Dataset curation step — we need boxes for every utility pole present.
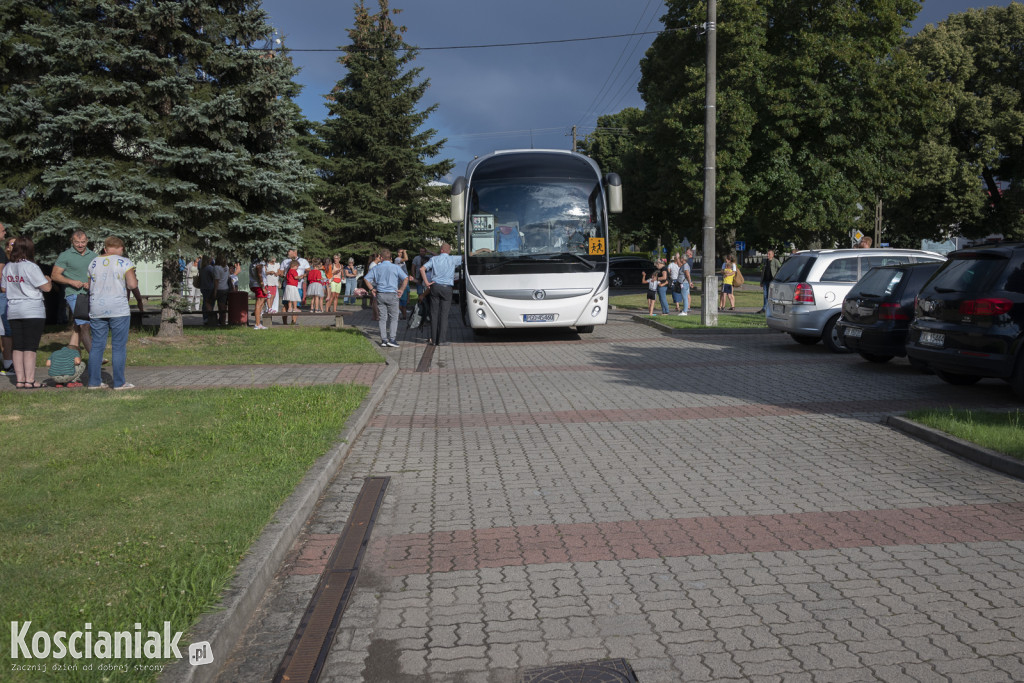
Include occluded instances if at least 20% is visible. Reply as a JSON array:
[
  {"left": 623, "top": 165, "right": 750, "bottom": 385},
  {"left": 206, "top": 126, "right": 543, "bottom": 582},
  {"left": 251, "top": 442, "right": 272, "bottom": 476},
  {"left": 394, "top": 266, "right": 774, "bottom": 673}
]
[
  {"left": 571, "top": 125, "right": 577, "bottom": 152},
  {"left": 701, "top": 0, "right": 718, "bottom": 326},
  {"left": 874, "top": 198, "right": 882, "bottom": 247}
]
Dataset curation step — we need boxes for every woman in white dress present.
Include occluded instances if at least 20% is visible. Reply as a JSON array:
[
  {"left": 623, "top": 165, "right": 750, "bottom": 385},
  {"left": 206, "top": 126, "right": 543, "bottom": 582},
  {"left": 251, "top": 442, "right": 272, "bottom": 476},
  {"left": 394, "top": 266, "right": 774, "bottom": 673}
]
[{"left": 265, "top": 257, "right": 281, "bottom": 313}]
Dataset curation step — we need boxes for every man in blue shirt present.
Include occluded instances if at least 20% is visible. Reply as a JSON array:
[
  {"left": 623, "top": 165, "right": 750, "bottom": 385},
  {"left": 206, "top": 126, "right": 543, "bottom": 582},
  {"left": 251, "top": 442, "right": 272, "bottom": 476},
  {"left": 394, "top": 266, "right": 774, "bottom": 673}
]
[
  {"left": 363, "top": 248, "right": 408, "bottom": 348},
  {"left": 420, "top": 242, "right": 460, "bottom": 346}
]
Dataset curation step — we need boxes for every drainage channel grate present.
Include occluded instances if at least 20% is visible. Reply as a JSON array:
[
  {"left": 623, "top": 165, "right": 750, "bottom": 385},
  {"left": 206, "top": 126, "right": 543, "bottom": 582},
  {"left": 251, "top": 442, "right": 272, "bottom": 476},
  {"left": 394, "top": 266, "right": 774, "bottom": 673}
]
[
  {"left": 415, "top": 343, "right": 434, "bottom": 372},
  {"left": 520, "top": 658, "right": 639, "bottom": 683},
  {"left": 273, "top": 476, "right": 390, "bottom": 683}
]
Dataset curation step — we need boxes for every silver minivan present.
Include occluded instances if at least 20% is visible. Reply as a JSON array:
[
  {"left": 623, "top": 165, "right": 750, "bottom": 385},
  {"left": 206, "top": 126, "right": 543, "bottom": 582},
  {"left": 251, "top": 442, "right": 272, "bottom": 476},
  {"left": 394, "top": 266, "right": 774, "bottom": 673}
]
[{"left": 767, "top": 248, "right": 945, "bottom": 352}]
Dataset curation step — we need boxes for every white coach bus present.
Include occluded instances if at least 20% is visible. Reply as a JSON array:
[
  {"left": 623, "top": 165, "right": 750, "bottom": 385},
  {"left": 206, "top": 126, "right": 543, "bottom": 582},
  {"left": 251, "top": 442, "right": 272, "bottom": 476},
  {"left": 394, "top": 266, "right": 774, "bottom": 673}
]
[{"left": 450, "top": 149, "right": 622, "bottom": 334}]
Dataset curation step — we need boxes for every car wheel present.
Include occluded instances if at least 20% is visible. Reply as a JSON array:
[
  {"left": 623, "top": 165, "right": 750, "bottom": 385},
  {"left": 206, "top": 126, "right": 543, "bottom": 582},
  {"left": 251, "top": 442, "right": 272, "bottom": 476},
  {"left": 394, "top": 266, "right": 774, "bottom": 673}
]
[
  {"left": 859, "top": 352, "right": 894, "bottom": 363},
  {"left": 1011, "top": 352, "right": 1024, "bottom": 400},
  {"left": 934, "top": 370, "right": 982, "bottom": 386},
  {"left": 791, "top": 334, "right": 820, "bottom": 345},
  {"left": 610, "top": 274, "right": 624, "bottom": 288},
  {"left": 577, "top": 325, "right": 594, "bottom": 334},
  {"left": 822, "top": 316, "right": 852, "bottom": 354}
]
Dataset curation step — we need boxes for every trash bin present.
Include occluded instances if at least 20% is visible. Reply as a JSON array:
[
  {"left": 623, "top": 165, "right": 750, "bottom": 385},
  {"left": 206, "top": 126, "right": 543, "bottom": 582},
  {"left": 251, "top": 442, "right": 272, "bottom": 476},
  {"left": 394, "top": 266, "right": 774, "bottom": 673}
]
[{"left": 227, "top": 291, "right": 249, "bottom": 325}]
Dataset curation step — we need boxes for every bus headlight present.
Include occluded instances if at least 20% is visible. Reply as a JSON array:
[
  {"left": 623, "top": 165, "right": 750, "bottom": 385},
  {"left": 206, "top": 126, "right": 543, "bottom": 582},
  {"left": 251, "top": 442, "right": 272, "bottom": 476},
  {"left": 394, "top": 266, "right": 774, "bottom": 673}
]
[
  {"left": 476, "top": 308, "right": 487, "bottom": 320},
  {"left": 591, "top": 306, "right": 602, "bottom": 317}
]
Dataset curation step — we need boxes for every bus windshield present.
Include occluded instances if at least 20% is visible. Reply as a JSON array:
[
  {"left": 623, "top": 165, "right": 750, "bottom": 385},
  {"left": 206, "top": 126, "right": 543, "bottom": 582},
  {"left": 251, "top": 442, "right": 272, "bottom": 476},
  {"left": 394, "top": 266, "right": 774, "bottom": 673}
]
[{"left": 466, "top": 178, "right": 606, "bottom": 276}]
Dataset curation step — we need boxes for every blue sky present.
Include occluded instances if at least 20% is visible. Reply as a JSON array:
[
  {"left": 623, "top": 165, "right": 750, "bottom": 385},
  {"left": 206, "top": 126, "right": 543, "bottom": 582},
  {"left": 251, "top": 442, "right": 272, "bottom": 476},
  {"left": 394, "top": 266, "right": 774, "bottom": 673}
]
[{"left": 259, "top": 1, "right": 1012, "bottom": 180}]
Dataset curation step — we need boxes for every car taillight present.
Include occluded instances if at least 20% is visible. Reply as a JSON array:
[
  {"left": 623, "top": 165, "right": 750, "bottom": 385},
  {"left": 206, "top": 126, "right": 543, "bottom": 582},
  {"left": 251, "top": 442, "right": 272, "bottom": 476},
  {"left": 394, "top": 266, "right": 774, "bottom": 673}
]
[
  {"left": 794, "top": 283, "right": 815, "bottom": 304},
  {"left": 878, "top": 303, "right": 909, "bottom": 321},
  {"left": 959, "top": 298, "right": 1013, "bottom": 316}
]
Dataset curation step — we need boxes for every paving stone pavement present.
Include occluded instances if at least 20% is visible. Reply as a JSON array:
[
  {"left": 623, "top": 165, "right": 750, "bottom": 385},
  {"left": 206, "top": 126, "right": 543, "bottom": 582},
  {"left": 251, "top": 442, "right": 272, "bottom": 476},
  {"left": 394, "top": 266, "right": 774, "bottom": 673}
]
[{"left": 216, "top": 309, "right": 1024, "bottom": 683}]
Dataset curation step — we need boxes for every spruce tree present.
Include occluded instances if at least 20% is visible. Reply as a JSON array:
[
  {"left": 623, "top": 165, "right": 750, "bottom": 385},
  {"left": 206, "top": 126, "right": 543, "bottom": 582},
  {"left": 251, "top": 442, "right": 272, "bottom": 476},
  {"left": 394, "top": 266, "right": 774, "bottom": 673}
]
[
  {"left": 318, "top": 0, "right": 454, "bottom": 259},
  {"left": 0, "top": 1, "right": 309, "bottom": 336}
]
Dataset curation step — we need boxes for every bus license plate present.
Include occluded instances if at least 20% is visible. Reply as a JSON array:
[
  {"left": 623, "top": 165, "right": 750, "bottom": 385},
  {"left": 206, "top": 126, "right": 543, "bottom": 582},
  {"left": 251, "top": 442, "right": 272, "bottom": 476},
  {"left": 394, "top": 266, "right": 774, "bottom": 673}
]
[
  {"left": 919, "top": 331, "right": 944, "bottom": 348},
  {"left": 523, "top": 314, "right": 555, "bottom": 323}
]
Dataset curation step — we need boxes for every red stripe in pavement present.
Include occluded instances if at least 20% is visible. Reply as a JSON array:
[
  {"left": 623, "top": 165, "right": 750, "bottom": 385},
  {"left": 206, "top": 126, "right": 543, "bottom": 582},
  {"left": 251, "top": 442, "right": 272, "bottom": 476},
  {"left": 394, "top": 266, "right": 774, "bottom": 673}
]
[
  {"left": 396, "top": 357, "right": 836, "bottom": 377},
  {"left": 360, "top": 502, "right": 1024, "bottom": 576},
  {"left": 367, "top": 398, "right": 968, "bottom": 429}
]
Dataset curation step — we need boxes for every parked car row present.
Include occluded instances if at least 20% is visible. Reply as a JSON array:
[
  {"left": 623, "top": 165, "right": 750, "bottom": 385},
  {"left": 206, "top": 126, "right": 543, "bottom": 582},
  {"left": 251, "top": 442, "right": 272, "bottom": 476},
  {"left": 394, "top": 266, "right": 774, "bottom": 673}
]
[
  {"left": 768, "top": 243, "right": 1024, "bottom": 400},
  {"left": 767, "top": 248, "right": 946, "bottom": 352}
]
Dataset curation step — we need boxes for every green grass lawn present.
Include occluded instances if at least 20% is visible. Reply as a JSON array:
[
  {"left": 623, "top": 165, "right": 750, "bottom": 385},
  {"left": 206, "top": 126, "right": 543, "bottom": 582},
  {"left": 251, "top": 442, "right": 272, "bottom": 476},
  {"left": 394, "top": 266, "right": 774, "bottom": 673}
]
[
  {"left": 35, "top": 325, "right": 383, "bottom": 367},
  {"left": 610, "top": 285, "right": 765, "bottom": 311},
  {"left": 1, "top": 385, "right": 367, "bottom": 681},
  {"left": 611, "top": 286, "right": 768, "bottom": 329},
  {"left": 904, "top": 409, "right": 1024, "bottom": 461}
]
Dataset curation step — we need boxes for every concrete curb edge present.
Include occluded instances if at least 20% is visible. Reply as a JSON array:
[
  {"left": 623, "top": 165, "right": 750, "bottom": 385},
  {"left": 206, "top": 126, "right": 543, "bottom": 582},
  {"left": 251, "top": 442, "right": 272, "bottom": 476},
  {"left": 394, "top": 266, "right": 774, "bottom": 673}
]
[
  {"left": 629, "top": 313, "right": 777, "bottom": 335},
  {"left": 886, "top": 414, "right": 1024, "bottom": 481},
  {"left": 163, "top": 360, "right": 401, "bottom": 683}
]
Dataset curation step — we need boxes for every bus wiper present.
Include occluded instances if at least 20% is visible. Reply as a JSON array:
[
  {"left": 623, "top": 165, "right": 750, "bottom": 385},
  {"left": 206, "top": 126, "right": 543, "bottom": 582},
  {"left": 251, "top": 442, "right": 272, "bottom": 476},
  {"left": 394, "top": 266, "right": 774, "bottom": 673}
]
[{"left": 557, "top": 253, "right": 597, "bottom": 269}]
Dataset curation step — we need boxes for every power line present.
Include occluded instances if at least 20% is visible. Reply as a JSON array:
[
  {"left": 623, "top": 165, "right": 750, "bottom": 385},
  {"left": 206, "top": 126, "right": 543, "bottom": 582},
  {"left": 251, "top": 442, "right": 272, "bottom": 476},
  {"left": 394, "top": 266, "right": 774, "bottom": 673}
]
[
  {"left": 255, "top": 28, "right": 687, "bottom": 53},
  {"left": 575, "top": 1, "right": 661, "bottom": 131}
]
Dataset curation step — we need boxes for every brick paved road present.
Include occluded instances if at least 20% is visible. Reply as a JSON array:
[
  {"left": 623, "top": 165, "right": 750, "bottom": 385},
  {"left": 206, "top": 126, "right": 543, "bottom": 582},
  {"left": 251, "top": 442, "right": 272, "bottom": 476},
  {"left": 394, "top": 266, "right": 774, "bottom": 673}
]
[{"left": 219, "top": 311, "right": 1024, "bottom": 682}]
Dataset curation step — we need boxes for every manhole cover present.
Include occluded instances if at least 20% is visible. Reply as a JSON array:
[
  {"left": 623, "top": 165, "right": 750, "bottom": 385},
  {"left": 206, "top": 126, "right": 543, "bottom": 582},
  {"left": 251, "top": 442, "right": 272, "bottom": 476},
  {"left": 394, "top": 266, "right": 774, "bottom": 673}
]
[{"left": 520, "top": 658, "right": 638, "bottom": 683}]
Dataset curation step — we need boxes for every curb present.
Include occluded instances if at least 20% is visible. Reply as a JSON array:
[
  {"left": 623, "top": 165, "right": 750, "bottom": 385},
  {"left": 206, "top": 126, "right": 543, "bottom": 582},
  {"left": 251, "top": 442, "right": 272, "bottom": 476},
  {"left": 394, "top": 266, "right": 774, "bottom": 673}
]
[
  {"left": 163, "top": 360, "right": 401, "bottom": 683},
  {"left": 887, "top": 415, "right": 1024, "bottom": 481},
  {"left": 629, "top": 313, "right": 778, "bottom": 335}
]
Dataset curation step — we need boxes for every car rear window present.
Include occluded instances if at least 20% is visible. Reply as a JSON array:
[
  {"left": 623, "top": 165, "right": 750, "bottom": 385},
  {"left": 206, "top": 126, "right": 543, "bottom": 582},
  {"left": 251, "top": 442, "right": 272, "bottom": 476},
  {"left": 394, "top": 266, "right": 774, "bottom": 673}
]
[
  {"left": 820, "top": 257, "right": 859, "bottom": 282},
  {"left": 862, "top": 255, "right": 911, "bottom": 270},
  {"left": 925, "top": 256, "right": 1007, "bottom": 295},
  {"left": 851, "top": 268, "right": 904, "bottom": 297},
  {"left": 774, "top": 254, "right": 816, "bottom": 283}
]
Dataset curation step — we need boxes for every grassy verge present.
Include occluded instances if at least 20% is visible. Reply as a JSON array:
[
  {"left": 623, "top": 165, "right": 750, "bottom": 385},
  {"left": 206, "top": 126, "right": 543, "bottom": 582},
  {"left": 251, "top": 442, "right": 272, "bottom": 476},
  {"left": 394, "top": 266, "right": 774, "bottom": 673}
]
[
  {"left": 611, "top": 288, "right": 768, "bottom": 329},
  {"left": 610, "top": 286, "right": 765, "bottom": 312},
  {"left": 904, "top": 409, "right": 1024, "bottom": 461},
  {"left": 35, "top": 325, "right": 383, "bottom": 367},
  {"left": 1, "top": 385, "right": 367, "bottom": 681}
]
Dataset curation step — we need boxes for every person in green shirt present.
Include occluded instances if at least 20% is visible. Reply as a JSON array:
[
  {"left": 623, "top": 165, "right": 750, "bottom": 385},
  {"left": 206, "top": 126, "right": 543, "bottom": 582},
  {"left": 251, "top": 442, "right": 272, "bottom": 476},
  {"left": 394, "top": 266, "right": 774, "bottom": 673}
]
[
  {"left": 51, "top": 230, "right": 98, "bottom": 358},
  {"left": 46, "top": 345, "right": 85, "bottom": 387}
]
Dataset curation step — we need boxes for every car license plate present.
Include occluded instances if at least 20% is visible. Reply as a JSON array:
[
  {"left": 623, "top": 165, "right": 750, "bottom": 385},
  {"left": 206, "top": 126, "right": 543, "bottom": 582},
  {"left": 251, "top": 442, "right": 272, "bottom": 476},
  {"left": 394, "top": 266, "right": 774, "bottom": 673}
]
[
  {"left": 919, "top": 331, "right": 944, "bottom": 348},
  {"left": 844, "top": 327, "right": 862, "bottom": 339},
  {"left": 772, "top": 304, "right": 784, "bottom": 315},
  {"left": 523, "top": 314, "right": 555, "bottom": 323}
]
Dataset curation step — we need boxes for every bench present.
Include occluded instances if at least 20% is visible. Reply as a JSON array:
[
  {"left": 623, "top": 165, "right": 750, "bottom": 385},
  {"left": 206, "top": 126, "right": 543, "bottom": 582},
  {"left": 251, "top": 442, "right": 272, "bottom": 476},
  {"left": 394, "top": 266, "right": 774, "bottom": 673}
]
[{"left": 262, "top": 310, "right": 347, "bottom": 328}]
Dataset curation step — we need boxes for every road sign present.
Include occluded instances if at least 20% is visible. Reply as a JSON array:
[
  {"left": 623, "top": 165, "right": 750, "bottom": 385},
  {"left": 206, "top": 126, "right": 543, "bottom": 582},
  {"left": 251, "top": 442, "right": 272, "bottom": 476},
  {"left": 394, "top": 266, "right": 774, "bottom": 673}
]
[{"left": 734, "top": 241, "right": 746, "bottom": 252}]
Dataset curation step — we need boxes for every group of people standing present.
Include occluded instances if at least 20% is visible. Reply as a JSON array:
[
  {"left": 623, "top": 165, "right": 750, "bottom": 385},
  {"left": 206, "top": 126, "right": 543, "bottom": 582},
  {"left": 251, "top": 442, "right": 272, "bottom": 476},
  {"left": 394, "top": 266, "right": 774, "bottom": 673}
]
[
  {"left": 195, "top": 250, "right": 361, "bottom": 328},
  {"left": 642, "top": 250, "right": 694, "bottom": 316},
  {"left": 0, "top": 226, "right": 141, "bottom": 390},
  {"left": 363, "top": 243, "right": 458, "bottom": 348}
]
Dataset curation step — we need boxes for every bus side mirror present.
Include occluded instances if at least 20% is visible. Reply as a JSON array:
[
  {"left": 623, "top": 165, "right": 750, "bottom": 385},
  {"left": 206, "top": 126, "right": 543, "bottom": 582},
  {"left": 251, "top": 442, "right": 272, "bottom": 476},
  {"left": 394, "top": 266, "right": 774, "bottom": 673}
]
[
  {"left": 450, "top": 176, "right": 467, "bottom": 223},
  {"left": 605, "top": 173, "right": 622, "bottom": 214}
]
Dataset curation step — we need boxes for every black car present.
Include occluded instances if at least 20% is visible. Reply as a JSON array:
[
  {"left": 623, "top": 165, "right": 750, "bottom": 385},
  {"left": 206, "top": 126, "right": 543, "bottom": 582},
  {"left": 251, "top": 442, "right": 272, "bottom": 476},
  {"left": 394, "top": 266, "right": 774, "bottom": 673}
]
[
  {"left": 837, "top": 261, "right": 944, "bottom": 364},
  {"left": 905, "top": 242, "right": 1024, "bottom": 397},
  {"left": 609, "top": 256, "right": 656, "bottom": 288}
]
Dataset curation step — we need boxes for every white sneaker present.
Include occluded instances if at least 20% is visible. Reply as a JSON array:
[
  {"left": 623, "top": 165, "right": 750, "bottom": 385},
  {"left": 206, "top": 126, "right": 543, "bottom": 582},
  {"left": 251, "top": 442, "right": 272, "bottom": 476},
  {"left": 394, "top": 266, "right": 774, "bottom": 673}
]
[
  {"left": 678, "top": 311, "right": 687, "bottom": 316},
  {"left": 88, "top": 383, "right": 110, "bottom": 390},
  {"left": 113, "top": 383, "right": 136, "bottom": 391}
]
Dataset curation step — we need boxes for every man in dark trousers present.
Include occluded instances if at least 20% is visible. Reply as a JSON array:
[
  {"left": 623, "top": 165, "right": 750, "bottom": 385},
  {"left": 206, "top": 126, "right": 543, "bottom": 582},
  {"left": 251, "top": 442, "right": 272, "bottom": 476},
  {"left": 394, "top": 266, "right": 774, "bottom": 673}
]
[
  {"left": 419, "top": 242, "right": 460, "bottom": 346},
  {"left": 758, "top": 249, "right": 782, "bottom": 314}
]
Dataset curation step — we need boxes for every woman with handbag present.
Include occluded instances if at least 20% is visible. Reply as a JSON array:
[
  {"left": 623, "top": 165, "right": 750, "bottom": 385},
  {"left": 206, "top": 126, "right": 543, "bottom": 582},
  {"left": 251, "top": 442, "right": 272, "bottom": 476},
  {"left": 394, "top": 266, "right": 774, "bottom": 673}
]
[
  {"left": 342, "top": 258, "right": 358, "bottom": 305},
  {"left": 2, "top": 236, "right": 52, "bottom": 388},
  {"left": 720, "top": 255, "right": 737, "bottom": 311}
]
